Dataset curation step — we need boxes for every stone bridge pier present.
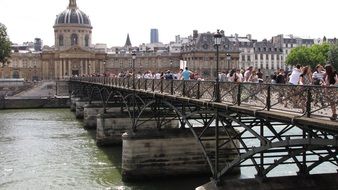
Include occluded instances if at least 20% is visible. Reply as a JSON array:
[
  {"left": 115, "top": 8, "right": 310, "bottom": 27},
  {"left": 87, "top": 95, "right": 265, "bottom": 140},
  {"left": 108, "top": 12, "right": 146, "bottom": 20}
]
[
  {"left": 83, "top": 103, "right": 123, "bottom": 129},
  {"left": 121, "top": 128, "right": 239, "bottom": 181},
  {"left": 96, "top": 112, "right": 178, "bottom": 146}
]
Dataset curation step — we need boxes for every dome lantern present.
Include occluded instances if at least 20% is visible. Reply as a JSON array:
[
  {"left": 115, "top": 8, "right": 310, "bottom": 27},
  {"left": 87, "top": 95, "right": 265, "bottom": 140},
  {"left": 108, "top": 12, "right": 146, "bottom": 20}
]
[
  {"left": 68, "top": 0, "right": 77, "bottom": 8},
  {"left": 54, "top": 0, "right": 91, "bottom": 27}
]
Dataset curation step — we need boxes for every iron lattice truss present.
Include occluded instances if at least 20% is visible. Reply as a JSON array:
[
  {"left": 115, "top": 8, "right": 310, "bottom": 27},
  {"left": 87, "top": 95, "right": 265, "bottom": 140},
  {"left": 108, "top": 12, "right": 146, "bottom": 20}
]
[{"left": 69, "top": 77, "right": 338, "bottom": 182}]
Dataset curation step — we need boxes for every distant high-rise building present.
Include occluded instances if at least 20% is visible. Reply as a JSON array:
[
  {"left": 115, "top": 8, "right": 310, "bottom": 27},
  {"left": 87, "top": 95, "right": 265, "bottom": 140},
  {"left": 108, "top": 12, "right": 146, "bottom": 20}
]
[{"left": 150, "top": 29, "right": 159, "bottom": 43}]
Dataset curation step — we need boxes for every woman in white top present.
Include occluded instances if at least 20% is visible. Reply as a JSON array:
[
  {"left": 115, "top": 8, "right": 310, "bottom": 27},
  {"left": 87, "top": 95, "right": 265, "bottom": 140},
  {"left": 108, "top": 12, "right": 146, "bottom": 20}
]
[
  {"left": 288, "top": 65, "right": 302, "bottom": 85},
  {"left": 312, "top": 64, "right": 325, "bottom": 85}
]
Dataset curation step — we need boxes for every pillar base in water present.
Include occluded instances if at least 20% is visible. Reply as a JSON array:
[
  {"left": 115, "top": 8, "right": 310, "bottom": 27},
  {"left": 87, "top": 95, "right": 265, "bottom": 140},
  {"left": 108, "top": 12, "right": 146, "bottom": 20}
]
[
  {"left": 70, "top": 96, "right": 81, "bottom": 112},
  {"left": 121, "top": 128, "right": 239, "bottom": 182},
  {"left": 96, "top": 112, "right": 178, "bottom": 146},
  {"left": 75, "top": 99, "right": 90, "bottom": 119},
  {"left": 84, "top": 104, "right": 105, "bottom": 129}
]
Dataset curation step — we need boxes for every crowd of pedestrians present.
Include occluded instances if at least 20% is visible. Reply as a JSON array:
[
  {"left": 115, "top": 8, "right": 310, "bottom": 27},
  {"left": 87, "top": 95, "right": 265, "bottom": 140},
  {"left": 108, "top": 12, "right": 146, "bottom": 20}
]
[{"left": 75, "top": 64, "right": 337, "bottom": 120}]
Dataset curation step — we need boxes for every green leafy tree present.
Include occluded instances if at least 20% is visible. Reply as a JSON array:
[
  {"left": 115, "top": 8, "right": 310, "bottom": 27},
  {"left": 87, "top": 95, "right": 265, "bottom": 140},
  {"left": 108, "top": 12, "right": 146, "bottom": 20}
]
[
  {"left": 328, "top": 42, "right": 338, "bottom": 71},
  {"left": 286, "top": 44, "right": 330, "bottom": 68},
  {"left": 286, "top": 46, "right": 311, "bottom": 66},
  {"left": 0, "top": 23, "right": 11, "bottom": 65}
]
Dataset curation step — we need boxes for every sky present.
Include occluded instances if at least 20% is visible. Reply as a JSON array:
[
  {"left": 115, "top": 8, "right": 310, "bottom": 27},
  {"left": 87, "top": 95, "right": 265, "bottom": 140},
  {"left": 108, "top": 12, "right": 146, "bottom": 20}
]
[{"left": 0, "top": 0, "right": 337, "bottom": 47}]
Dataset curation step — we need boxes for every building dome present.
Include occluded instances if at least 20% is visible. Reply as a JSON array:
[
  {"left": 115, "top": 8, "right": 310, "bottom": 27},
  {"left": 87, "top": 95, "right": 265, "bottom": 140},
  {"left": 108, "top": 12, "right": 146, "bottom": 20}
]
[
  {"left": 54, "top": 0, "right": 91, "bottom": 27},
  {"left": 54, "top": 0, "right": 93, "bottom": 49}
]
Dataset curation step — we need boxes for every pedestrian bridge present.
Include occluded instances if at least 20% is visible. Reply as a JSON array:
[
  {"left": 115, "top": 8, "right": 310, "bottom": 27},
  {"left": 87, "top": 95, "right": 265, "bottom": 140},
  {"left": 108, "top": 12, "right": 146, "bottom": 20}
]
[{"left": 69, "top": 77, "right": 338, "bottom": 186}]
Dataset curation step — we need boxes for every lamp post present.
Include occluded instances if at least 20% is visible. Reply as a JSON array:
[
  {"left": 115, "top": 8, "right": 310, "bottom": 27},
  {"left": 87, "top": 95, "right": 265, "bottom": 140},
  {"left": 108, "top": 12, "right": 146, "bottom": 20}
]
[
  {"left": 131, "top": 51, "right": 136, "bottom": 131},
  {"left": 170, "top": 60, "right": 173, "bottom": 71},
  {"left": 226, "top": 53, "right": 231, "bottom": 70},
  {"left": 214, "top": 30, "right": 222, "bottom": 102},
  {"left": 213, "top": 29, "right": 222, "bottom": 184},
  {"left": 103, "top": 60, "right": 106, "bottom": 76}
]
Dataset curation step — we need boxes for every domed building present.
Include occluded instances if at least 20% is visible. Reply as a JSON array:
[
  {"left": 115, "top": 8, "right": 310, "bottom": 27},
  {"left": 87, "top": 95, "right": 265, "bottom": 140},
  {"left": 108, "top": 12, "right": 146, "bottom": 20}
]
[
  {"left": 54, "top": 0, "right": 92, "bottom": 50},
  {"left": 41, "top": 0, "right": 106, "bottom": 79}
]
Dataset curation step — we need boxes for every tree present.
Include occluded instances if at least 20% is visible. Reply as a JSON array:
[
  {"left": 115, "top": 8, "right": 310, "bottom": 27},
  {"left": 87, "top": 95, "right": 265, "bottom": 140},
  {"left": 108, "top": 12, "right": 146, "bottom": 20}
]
[
  {"left": 0, "top": 23, "right": 11, "bottom": 65},
  {"left": 285, "top": 46, "right": 311, "bottom": 66},
  {"left": 286, "top": 44, "right": 330, "bottom": 68},
  {"left": 328, "top": 42, "right": 338, "bottom": 71}
]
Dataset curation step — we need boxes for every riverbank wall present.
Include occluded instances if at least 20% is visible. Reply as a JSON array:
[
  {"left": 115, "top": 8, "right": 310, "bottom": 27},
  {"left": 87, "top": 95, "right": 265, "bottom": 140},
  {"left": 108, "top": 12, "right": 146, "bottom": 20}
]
[{"left": 0, "top": 97, "right": 70, "bottom": 109}]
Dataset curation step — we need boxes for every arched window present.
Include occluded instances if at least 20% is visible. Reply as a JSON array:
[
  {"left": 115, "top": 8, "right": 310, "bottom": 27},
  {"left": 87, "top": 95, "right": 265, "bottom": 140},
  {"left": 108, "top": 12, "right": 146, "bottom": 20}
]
[
  {"left": 71, "top": 33, "right": 78, "bottom": 46},
  {"left": 59, "top": 35, "right": 64, "bottom": 46},
  {"left": 85, "top": 35, "right": 89, "bottom": 47},
  {"left": 12, "top": 71, "right": 20, "bottom": 79}
]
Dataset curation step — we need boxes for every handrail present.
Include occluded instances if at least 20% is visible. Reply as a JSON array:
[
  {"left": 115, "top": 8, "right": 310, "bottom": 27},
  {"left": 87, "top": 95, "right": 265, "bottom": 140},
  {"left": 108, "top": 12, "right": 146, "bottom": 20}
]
[{"left": 69, "top": 77, "right": 338, "bottom": 120}]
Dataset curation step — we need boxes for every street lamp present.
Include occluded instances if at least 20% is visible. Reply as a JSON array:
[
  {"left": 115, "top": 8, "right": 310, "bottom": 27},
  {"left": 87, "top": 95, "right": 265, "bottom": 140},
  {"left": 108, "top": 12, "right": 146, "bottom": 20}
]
[
  {"left": 170, "top": 60, "right": 173, "bottom": 71},
  {"left": 226, "top": 53, "right": 231, "bottom": 70},
  {"left": 214, "top": 29, "right": 222, "bottom": 102},
  {"left": 213, "top": 29, "right": 222, "bottom": 184},
  {"left": 132, "top": 52, "right": 136, "bottom": 89},
  {"left": 131, "top": 51, "right": 137, "bottom": 131},
  {"left": 103, "top": 60, "right": 106, "bottom": 77}
]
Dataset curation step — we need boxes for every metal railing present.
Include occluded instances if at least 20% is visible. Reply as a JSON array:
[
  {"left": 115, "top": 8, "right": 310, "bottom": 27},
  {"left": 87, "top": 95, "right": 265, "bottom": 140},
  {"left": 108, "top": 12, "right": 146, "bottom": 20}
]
[{"left": 70, "top": 77, "right": 338, "bottom": 120}]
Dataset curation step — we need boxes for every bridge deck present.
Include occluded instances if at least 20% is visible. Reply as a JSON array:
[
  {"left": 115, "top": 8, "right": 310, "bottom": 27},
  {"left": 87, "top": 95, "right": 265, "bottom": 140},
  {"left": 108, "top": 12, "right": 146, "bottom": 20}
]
[{"left": 74, "top": 79, "right": 338, "bottom": 133}]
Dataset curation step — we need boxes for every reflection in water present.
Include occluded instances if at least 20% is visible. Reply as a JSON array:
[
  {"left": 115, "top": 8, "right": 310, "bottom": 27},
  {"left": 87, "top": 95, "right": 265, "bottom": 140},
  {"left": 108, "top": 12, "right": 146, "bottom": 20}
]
[{"left": 0, "top": 109, "right": 207, "bottom": 190}]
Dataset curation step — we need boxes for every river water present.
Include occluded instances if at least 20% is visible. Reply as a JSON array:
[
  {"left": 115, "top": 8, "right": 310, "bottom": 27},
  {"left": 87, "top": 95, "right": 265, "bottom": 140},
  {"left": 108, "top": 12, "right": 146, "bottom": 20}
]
[
  {"left": 0, "top": 109, "right": 208, "bottom": 190},
  {"left": 0, "top": 109, "right": 336, "bottom": 190}
]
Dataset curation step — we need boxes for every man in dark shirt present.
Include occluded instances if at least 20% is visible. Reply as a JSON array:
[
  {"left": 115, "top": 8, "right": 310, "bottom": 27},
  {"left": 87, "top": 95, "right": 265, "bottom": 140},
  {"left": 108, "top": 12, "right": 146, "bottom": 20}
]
[
  {"left": 276, "top": 69, "right": 286, "bottom": 84},
  {"left": 257, "top": 69, "right": 264, "bottom": 83}
]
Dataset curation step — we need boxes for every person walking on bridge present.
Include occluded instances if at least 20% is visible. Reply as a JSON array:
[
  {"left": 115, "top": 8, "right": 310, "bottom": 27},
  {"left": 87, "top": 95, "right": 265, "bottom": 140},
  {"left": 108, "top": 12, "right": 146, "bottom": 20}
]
[
  {"left": 324, "top": 64, "right": 337, "bottom": 120},
  {"left": 289, "top": 65, "right": 302, "bottom": 85},
  {"left": 182, "top": 67, "right": 192, "bottom": 80}
]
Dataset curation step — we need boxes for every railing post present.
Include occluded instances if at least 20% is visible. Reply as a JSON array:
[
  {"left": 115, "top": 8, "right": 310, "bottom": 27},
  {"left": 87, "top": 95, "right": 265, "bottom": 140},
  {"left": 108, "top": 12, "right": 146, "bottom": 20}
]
[
  {"left": 160, "top": 79, "right": 163, "bottom": 93},
  {"left": 145, "top": 79, "right": 147, "bottom": 91},
  {"left": 127, "top": 78, "right": 130, "bottom": 89},
  {"left": 237, "top": 83, "right": 241, "bottom": 106},
  {"left": 197, "top": 80, "right": 201, "bottom": 99},
  {"left": 267, "top": 85, "right": 271, "bottom": 111},
  {"left": 306, "top": 87, "right": 311, "bottom": 117},
  {"left": 170, "top": 80, "right": 174, "bottom": 95},
  {"left": 152, "top": 79, "right": 155, "bottom": 92},
  {"left": 182, "top": 80, "right": 186, "bottom": 97}
]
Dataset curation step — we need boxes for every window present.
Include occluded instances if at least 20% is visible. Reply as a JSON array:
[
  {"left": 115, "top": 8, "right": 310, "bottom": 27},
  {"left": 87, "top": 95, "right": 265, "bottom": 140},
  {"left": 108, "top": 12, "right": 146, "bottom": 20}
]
[
  {"left": 71, "top": 33, "right": 78, "bottom": 46},
  {"left": 12, "top": 71, "right": 20, "bottom": 79},
  {"left": 85, "top": 35, "right": 89, "bottom": 47},
  {"left": 59, "top": 35, "right": 64, "bottom": 46}
]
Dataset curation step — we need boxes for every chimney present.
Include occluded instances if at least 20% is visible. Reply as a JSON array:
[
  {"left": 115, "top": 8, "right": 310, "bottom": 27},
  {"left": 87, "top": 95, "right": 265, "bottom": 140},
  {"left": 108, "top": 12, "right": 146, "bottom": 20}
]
[
  {"left": 193, "top": 30, "right": 198, "bottom": 39},
  {"left": 175, "top": 35, "right": 180, "bottom": 43}
]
